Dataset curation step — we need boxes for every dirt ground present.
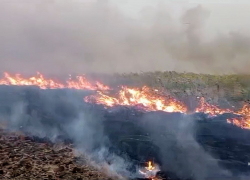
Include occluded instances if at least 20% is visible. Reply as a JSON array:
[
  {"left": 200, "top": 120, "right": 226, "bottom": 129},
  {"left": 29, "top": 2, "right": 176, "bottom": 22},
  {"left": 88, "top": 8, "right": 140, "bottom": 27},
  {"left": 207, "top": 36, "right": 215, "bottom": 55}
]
[{"left": 0, "top": 129, "right": 116, "bottom": 180}]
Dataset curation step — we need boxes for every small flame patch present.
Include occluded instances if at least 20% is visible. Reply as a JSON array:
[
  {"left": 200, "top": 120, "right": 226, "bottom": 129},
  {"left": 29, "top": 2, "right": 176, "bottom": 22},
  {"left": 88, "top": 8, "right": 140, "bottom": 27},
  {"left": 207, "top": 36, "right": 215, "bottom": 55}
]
[{"left": 139, "top": 161, "right": 160, "bottom": 180}]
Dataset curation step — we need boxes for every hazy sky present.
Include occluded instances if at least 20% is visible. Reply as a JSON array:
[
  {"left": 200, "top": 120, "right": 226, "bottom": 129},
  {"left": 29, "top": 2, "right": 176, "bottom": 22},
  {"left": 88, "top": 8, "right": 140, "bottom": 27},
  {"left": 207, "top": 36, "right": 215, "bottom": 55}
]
[
  {"left": 113, "top": 0, "right": 250, "bottom": 36},
  {"left": 0, "top": 0, "right": 250, "bottom": 75}
]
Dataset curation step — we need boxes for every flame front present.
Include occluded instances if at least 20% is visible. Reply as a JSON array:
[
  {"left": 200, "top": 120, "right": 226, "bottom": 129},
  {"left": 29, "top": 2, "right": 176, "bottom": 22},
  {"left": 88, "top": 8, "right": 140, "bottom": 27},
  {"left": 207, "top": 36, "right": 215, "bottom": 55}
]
[
  {"left": 227, "top": 104, "right": 250, "bottom": 129},
  {"left": 85, "top": 86, "right": 187, "bottom": 113},
  {"left": 1, "top": 72, "right": 250, "bottom": 130},
  {"left": 195, "top": 97, "right": 250, "bottom": 129},
  {"left": 195, "top": 97, "right": 233, "bottom": 116},
  {"left": 0, "top": 72, "right": 109, "bottom": 91}
]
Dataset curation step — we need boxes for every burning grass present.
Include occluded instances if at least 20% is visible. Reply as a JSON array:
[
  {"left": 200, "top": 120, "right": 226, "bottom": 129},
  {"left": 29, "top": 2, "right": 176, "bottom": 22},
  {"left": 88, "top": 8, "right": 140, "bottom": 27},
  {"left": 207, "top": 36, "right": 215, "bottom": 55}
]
[
  {"left": 0, "top": 72, "right": 109, "bottom": 91},
  {"left": 0, "top": 71, "right": 250, "bottom": 130}
]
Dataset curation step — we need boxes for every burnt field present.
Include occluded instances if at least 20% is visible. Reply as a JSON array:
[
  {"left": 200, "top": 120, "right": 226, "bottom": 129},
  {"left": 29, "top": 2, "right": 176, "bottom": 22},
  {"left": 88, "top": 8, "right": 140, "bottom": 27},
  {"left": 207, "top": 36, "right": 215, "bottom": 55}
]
[
  {"left": 1, "top": 0, "right": 250, "bottom": 179},
  {"left": 0, "top": 86, "right": 250, "bottom": 180}
]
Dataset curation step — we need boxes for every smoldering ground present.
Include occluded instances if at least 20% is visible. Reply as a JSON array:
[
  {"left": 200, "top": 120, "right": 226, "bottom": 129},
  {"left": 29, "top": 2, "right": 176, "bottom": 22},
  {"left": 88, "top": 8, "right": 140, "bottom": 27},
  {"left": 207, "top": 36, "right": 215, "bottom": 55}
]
[
  {"left": 0, "top": 86, "right": 250, "bottom": 179},
  {"left": 0, "top": 0, "right": 250, "bottom": 75}
]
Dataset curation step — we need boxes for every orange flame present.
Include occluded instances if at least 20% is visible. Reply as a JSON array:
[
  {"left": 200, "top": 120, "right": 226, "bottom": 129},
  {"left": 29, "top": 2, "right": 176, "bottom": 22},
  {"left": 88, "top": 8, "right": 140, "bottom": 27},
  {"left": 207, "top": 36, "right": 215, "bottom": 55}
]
[
  {"left": 195, "top": 97, "right": 250, "bottom": 129},
  {"left": 139, "top": 161, "right": 160, "bottom": 180},
  {"left": 0, "top": 72, "right": 110, "bottom": 91},
  {"left": 227, "top": 104, "right": 250, "bottom": 129},
  {"left": 85, "top": 86, "right": 187, "bottom": 113},
  {"left": 195, "top": 97, "right": 233, "bottom": 116},
  {"left": 1, "top": 72, "right": 250, "bottom": 130}
]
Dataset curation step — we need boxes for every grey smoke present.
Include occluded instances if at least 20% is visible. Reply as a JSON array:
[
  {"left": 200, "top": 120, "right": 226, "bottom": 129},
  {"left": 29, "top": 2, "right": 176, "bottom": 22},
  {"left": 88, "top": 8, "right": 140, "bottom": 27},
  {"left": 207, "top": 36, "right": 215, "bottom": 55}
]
[
  {"left": 0, "top": 0, "right": 250, "bottom": 75},
  {"left": 0, "top": 86, "right": 250, "bottom": 179},
  {"left": 140, "top": 113, "right": 231, "bottom": 180},
  {"left": 0, "top": 87, "right": 131, "bottom": 179}
]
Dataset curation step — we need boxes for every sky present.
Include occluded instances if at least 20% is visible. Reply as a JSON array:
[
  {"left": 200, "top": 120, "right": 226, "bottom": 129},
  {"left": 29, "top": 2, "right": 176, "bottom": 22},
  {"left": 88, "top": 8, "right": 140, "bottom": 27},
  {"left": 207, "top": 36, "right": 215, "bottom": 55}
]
[
  {"left": 112, "top": 0, "right": 250, "bottom": 36},
  {"left": 0, "top": 0, "right": 250, "bottom": 75}
]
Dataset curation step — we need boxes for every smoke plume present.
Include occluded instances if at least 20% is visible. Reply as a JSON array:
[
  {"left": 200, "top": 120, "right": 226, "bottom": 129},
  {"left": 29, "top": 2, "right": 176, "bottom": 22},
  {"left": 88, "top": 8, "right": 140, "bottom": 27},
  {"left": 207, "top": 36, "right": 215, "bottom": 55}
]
[
  {"left": 140, "top": 112, "right": 231, "bottom": 180},
  {"left": 0, "top": 0, "right": 250, "bottom": 75}
]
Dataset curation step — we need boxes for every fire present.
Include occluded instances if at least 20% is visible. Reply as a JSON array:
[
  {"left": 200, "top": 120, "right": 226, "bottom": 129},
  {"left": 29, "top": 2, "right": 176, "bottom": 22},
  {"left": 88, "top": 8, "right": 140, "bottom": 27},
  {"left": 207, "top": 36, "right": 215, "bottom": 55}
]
[
  {"left": 195, "top": 97, "right": 250, "bottom": 129},
  {"left": 139, "top": 161, "right": 160, "bottom": 180},
  {"left": 195, "top": 97, "right": 233, "bottom": 116},
  {"left": 1, "top": 72, "right": 250, "bottom": 130},
  {"left": 146, "top": 161, "right": 155, "bottom": 171},
  {"left": 66, "top": 75, "right": 109, "bottom": 90},
  {"left": 85, "top": 86, "right": 187, "bottom": 113},
  {"left": 0, "top": 72, "right": 109, "bottom": 90},
  {"left": 227, "top": 104, "right": 250, "bottom": 129}
]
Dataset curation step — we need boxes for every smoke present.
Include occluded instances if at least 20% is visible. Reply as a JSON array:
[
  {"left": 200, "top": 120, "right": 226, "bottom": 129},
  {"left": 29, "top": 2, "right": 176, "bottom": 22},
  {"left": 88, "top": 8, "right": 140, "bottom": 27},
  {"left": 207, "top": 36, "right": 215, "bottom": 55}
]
[
  {"left": 0, "top": 86, "right": 250, "bottom": 179},
  {"left": 140, "top": 112, "right": 232, "bottom": 180},
  {"left": 0, "top": 0, "right": 250, "bottom": 75},
  {"left": 0, "top": 87, "right": 131, "bottom": 179}
]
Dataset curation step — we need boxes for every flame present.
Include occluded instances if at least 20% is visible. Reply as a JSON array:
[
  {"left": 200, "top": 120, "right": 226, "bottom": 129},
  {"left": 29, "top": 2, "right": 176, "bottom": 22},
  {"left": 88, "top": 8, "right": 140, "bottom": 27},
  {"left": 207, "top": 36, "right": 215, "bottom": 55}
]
[
  {"left": 139, "top": 161, "right": 160, "bottom": 180},
  {"left": 195, "top": 97, "right": 250, "bottom": 129},
  {"left": 85, "top": 86, "right": 187, "bottom": 113},
  {"left": 146, "top": 161, "right": 155, "bottom": 171},
  {"left": 227, "top": 104, "right": 250, "bottom": 129},
  {"left": 66, "top": 75, "right": 109, "bottom": 90},
  {"left": 0, "top": 72, "right": 109, "bottom": 90},
  {"left": 195, "top": 97, "right": 233, "bottom": 116},
  {"left": 1, "top": 72, "right": 250, "bottom": 130}
]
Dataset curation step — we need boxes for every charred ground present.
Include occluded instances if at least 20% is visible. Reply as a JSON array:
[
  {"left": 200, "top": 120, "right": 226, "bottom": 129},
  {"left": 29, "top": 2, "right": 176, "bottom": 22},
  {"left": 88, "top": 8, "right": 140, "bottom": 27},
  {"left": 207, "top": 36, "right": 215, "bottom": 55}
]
[{"left": 0, "top": 84, "right": 250, "bottom": 179}]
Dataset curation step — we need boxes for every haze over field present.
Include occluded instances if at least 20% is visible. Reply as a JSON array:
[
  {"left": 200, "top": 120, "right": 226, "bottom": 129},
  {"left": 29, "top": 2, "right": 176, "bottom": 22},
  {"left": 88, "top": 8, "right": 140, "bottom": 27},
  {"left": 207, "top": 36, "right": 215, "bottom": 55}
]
[{"left": 0, "top": 0, "right": 250, "bottom": 75}]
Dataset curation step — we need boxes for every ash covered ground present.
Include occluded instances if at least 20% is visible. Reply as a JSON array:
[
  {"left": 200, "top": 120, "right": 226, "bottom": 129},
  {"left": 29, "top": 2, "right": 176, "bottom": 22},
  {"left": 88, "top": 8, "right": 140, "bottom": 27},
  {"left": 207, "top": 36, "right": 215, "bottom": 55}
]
[{"left": 0, "top": 86, "right": 250, "bottom": 180}]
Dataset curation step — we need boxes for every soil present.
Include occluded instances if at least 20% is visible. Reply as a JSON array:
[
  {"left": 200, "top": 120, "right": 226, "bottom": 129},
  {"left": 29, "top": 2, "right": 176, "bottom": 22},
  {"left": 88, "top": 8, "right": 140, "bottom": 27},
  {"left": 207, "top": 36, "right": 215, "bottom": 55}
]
[{"left": 0, "top": 128, "right": 116, "bottom": 180}]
